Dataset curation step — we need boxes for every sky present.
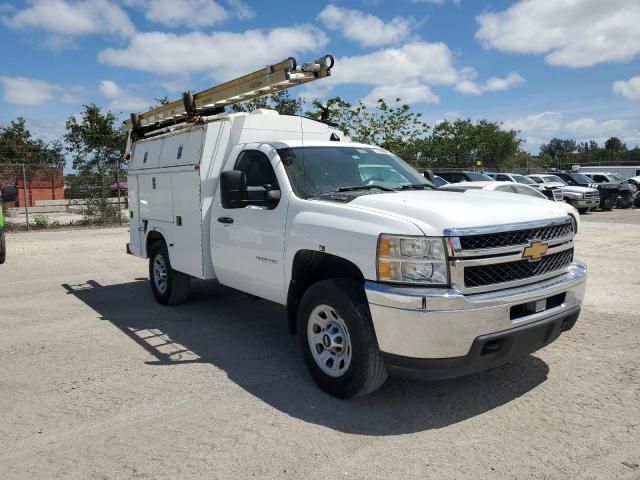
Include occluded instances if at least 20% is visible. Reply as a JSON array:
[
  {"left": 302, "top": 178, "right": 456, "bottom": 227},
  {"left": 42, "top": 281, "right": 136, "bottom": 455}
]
[{"left": 1, "top": 0, "right": 639, "bottom": 154}]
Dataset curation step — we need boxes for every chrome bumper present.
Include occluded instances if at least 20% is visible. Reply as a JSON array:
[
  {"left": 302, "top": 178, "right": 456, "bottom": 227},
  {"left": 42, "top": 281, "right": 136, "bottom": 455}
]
[
  {"left": 574, "top": 198, "right": 599, "bottom": 207},
  {"left": 365, "top": 260, "right": 587, "bottom": 359}
]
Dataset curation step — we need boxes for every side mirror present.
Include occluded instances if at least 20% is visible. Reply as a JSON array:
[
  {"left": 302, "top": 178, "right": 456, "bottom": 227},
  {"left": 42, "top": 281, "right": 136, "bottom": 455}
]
[
  {"left": 423, "top": 170, "right": 435, "bottom": 183},
  {"left": 220, "top": 171, "right": 247, "bottom": 209},
  {"left": 265, "top": 189, "right": 281, "bottom": 209},
  {"left": 1, "top": 185, "right": 18, "bottom": 203}
]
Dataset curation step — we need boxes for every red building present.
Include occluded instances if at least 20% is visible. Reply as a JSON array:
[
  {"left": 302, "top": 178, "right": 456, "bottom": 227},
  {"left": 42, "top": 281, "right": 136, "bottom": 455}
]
[{"left": 0, "top": 168, "right": 64, "bottom": 207}]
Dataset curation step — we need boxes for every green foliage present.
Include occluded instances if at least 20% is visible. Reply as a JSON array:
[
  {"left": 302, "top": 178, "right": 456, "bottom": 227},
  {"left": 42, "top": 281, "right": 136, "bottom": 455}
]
[
  {"left": 306, "top": 97, "right": 429, "bottom": 160},
  {"left": 0, "top": 118, "right": 65, "bottom": 168},
  {"left": 64, "top": 104, "right": 128, "bottom": 225},
  {"left": 540, "top": 138, "right": 578, "bottom": 168}
]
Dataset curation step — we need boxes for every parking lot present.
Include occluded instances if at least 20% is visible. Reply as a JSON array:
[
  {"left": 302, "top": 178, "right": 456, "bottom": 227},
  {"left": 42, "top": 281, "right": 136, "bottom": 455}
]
[{"left": 1, "top": 209, "right": 639, "bottom": 480}]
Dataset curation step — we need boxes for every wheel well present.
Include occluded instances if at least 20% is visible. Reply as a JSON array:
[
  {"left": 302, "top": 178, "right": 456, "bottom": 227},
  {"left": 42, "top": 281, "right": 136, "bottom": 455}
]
[
  {"left": 146, "top": 231, "right": 165, "bottom": 258},
  {"left": 286, "top": 250, "right": 364, "bottom": 335}
]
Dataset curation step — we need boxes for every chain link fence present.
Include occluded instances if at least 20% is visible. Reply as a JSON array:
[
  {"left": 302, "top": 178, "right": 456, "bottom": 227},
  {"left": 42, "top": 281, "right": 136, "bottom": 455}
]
[{"left": 0, "top": 163, "right": 128, "bottom": 231}]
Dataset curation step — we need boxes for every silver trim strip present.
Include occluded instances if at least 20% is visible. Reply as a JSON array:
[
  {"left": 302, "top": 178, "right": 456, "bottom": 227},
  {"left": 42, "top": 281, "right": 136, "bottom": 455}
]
[{"left": 443, "top": 216, "right": 571, "bottom": 237}]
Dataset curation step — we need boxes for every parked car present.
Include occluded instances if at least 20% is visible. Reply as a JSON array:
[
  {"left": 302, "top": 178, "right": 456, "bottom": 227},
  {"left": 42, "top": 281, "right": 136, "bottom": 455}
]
[
  {"left": 627, "top": 176, "right": 640, "bottom": 207},
  {"left": 582, "top": 172, "right": 635, "bottom": 209},
  {"left": 435, "top": 171, "right": 494, "bottom": 183},
  {"left": 439, "top": 181, "right": 580, "bottom": 232},
  {"left": 528, "top": 174, "right": 600, "bottom": 213},
  {"left": 487, "top": 172, "right": 563, "bottom": 202},
  {"left": 553, "top": 171, "right": 618, "bottom": 211},
  {"left": 0, "top": 184, "right": 18, "bottom": 264}
]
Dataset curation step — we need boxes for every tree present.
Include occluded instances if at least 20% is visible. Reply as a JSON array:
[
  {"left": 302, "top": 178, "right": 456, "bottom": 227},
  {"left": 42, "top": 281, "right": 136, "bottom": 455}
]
[
  {"left": 306, "top": 97, "right": 429, "bottom": 160},
  {"left": 64, "top": 104, "right": 128, "bottom": 222},
  {"left": 540, "top": 138, "right": 577, "bottom": 169},
  {"left": 151, "top": 96, "right": 171, "bottom": 109},
  {"left": 604, "top": 136, "right": 626, "bottom": 162},
  {"left": 0, "top": 117, "right": 65, "bottom": 168}
]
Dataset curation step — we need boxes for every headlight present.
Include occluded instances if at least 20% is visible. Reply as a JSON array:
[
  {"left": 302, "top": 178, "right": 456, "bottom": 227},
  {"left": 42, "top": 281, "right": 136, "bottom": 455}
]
[{"left": 377, "top": 235, "right": 448, "bottom": 285}]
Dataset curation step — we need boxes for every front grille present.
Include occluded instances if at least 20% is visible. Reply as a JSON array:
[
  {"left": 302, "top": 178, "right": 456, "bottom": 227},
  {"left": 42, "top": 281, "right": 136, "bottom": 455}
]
[
  {"left": 464, "top": 248, "right": 574, "bottom": 288},
  {"left": 585, "top": 192, "right": 599, "bottom": 199},
  {"left": 459, "top": 221, "right": 573, "bottom": 251}
]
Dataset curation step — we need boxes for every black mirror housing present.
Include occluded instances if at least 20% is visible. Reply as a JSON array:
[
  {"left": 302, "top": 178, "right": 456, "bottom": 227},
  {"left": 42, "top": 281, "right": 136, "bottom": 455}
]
[
  {"left": 220, "top": 171, "right": 247, "bottom": 209},
  {"left": 1, "top": 185, "right": 18, "bottom": 203},
  {"left": 423, "top": 170, "right": 435, "bottom": 183}
]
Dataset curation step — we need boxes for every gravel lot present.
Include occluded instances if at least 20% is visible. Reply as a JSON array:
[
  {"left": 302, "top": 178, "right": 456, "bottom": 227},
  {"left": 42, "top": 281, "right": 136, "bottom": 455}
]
[{"left": 1, "top": 210, "right": 639, "bottom": 480}]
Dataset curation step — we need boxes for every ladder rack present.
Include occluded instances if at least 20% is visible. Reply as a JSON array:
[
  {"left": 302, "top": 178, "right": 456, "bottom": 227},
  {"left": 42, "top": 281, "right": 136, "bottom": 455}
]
[{"left": 126, "top": 54, "right": 334, "bottom": 137}]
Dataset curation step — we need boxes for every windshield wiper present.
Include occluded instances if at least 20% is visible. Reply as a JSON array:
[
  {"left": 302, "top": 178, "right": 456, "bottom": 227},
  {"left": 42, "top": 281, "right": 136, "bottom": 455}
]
[
  {"left": 337, "top": 185, "right": 395, "bottom": 192},
  {"left": 397, "top": 183, "right": 436, "bottom": 190}
]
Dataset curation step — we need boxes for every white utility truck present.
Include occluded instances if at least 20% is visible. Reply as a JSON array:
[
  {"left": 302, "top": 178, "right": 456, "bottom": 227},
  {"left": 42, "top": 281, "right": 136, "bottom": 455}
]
[{"left": 126, "top": 55, "right": 587, "bottom": 398}]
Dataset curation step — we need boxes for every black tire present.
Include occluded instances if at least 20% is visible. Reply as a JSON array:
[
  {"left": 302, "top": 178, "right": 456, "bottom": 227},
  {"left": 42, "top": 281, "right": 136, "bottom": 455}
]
[
  {"left": 600, "top": 197, "right": 615, "bottom": 211},
  {"left": 148, "top": 240, "right": 191, "bottom": 305},
  {"left": 0, "top": 230, "right": 5, "bottom": 264},
  {"left": 577, "top": 207, "right": 589, "bottom": 214},
  {"left": 297, "top": 278, "right": 387, "bottom": 398}
]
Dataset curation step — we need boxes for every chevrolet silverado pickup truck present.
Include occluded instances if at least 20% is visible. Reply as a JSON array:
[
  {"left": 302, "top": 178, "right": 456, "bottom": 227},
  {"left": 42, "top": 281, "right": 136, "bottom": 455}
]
[{"left": 124, "top": 56, "right": 587, "bottom": 398}]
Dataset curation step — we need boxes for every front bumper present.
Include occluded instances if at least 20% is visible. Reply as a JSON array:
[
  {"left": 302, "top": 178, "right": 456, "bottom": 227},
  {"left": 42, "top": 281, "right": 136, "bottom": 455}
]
[
  {"left": 365, "top": 260, "right": 587, "bottom": 376},
  {"left": 573, "top": 198, "right": 600, "bottom": 208}
]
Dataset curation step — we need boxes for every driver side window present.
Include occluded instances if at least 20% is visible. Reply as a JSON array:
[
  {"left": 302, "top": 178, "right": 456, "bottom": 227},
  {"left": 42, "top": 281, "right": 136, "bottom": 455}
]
[{"left": 235, "top": 150, "right": 279, "bottom": 189}]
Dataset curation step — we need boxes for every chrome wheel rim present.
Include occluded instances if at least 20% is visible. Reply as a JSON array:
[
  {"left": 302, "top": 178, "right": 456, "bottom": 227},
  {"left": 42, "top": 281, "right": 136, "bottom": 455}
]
[
  {"left": 307, "top": 304, "right": 352, "bottom": 378},
  {"left": 153, "top": 254, "right": 168, "bottom": 294}
]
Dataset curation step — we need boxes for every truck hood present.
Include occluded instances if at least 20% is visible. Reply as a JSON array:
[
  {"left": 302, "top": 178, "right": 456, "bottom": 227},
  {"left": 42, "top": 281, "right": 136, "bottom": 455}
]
[
  {"left": 349, "top": 190, "right": 570, "bottom": 236},
  {"left": 562, "top": 185, "right": 597, "bottom": 194}
]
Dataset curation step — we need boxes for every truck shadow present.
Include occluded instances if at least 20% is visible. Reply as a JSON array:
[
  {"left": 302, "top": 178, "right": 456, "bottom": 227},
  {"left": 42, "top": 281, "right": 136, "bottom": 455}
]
[{"left": 62, "top": 279, "right": 550, "bottom": 436}]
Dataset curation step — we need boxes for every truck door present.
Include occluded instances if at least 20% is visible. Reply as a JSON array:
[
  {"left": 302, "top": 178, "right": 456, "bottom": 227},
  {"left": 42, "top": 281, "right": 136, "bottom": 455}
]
[{"left": 211, "top": 146, "right": 287, "bottom": 304}]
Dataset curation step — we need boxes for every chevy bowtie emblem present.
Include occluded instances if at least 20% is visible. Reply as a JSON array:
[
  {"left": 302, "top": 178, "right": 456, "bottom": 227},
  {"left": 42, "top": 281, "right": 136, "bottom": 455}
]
[{"left": 522, "top": 240, "right": 548, "bottom": 262}]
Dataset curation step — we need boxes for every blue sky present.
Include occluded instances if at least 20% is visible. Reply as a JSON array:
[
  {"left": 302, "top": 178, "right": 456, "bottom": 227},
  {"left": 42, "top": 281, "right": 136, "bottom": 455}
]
[{"left": 1, "top": 0, "right": 639, "bottom": 154}]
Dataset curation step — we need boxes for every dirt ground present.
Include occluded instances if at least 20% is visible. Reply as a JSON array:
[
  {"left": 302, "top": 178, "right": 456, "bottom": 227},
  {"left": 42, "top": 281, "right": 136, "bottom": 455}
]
[{"left": 1, "top": 210, "right": 639, "bottom": 480}]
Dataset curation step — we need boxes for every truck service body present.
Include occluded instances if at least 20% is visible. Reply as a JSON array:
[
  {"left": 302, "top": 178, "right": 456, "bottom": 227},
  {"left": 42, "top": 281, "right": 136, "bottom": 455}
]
[{"left": 126, "top": 56, "right": 587, "bottom": 397}]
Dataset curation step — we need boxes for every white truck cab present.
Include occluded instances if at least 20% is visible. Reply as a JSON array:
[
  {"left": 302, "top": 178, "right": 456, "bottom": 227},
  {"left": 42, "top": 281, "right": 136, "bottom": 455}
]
[{"left": 126, "top": 57, "right": 587, "bottom": 398}]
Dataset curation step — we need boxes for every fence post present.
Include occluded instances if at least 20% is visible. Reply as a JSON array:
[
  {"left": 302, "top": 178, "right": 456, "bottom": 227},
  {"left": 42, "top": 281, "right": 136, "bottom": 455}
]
[
  {"left": 21, "top": 164, "right": 30, "bottom": 231},
  {"left": 116, "top": 159, "right": 122, "bottom": 226}
]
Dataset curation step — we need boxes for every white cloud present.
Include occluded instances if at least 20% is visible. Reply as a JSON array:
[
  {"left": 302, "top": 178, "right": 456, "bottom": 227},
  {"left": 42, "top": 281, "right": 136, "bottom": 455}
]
[
  {"left": 362, "top": 82, "right": 438, "bottom": 106},
  {"left": 0, "top": 77, "right": 83, "bottom": 106},
  {"left": 99, "top": 80, "right": 149, "bottom": 112},
  {"left": 504, "top": 111, "right": 640, "bottom": 151},
  {"left": 6, "top": 0, "right": 135, "bottom": 38},
  {"left": 612, "top": 75, "right": 640, "bottom": 102},
  {"left": 333, "top": 41, "right": 459, "bottom": 88},
  {"left": 455, "top": 71, "right": 525, "bottom": 95},
  {"left": 318, "top": 5, "right": 413, "bottom": 47},
  {"left": 98, "top": 26, "right": 328, "bottom": 80},
  {"left": 476, "top": 0, "right": 640, "bottom": 67},
  {"left": 144, "top": 0, "right": 227, "bottom": 27},
  {"left": 411, "top": 0, "right": 460, "bottom": 5},
  {"left": 0, "top": 77, "right": 55, "bottom": 106}
]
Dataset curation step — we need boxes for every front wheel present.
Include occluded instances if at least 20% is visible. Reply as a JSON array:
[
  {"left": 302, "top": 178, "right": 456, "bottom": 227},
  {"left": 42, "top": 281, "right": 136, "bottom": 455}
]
[
  {"left": 148, "top": 241, "right": 191, "bottom": 305},
  {"left": 297, "top": 278, "right": 388, "bottom": 398},
  {"left": 577, "top": 207, "right": 589, "bottom": 214},
  {"left": 600, "top": 197, "right": 615, "bottom": 211}
]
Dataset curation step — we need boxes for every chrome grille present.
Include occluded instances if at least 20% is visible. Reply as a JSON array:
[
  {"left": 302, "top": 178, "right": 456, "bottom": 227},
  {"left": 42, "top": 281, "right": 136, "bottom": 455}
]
[
  {"left": 464, "top": 248, "right": 574, "bottom": 288},
  {"left": 458, "top": 221, "right": 573, "bottom": 251}
]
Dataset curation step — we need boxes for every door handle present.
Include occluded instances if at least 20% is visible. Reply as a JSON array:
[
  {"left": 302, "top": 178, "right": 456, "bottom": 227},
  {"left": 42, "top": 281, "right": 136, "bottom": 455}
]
[{"left": 217, "top": 217, "right": 234, "bottom": 224}]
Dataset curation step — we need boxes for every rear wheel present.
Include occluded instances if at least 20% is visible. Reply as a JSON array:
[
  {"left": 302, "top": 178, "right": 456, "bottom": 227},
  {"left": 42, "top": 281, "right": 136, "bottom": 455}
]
[
  {"left": 148, "top": 240, "right": 191, "bottom": 305},
  {"left": 297, "top": 278, "right": 387, "bottom": 398}
]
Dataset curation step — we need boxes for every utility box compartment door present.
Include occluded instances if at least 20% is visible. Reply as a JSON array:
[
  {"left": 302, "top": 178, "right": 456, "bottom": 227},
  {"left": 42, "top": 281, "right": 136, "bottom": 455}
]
[
  {"left": 131, "top": 139, "right": 162, "bottom": 170},
  {"left": 138, "top": 174, "right": 173, "bottom": 222},
  {"left": 128, "top": 175, "right": 143, "bottom": 256},
  {"left": 160, "top": 129, "right": 204, "bottom": 168},
  {"left": 170, "top": 171, "right": 203, "bottom": 277}
]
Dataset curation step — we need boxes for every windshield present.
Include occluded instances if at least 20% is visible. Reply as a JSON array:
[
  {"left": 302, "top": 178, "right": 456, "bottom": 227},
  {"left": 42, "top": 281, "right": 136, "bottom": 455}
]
[
  {"left": 277, "top": 146, "right": 432, "bottom": 198},
  {"left": 512, "top": 174, "right": 536, "bottom": 185},
  {"left": 570, "top": 174, "right": 594, "bottom": 183},
  {"left": 542, "top": 175, "right": 565, "bottom": 184},
  {"left": 466, "top": 172, "right": 494, "bottom": 181}
]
